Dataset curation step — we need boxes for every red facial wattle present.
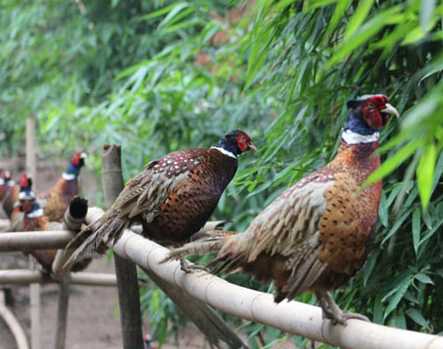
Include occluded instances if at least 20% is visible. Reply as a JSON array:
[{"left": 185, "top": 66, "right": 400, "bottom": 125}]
[
  {"left": 72, "top": 154, "right": 81, "bottom": 166},
  {"left": 19, "top": 174, "right": 29, "bottom": 188}
]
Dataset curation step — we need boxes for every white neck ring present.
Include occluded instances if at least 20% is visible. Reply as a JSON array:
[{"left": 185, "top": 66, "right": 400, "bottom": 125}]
[
  {"left": 341, "top": 129, "right": 379, "bottom": 144},
  {"left": 210, "top": 146, "right": 237, "bottom": 159}
]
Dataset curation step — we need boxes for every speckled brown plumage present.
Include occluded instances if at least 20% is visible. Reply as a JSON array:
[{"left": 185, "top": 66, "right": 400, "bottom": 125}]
[
  {"left": 165, "top": 95, "right": 399, "bottom": 324},
  {"left": 64, "top": 130, "right": 255, "bottom": 269}
]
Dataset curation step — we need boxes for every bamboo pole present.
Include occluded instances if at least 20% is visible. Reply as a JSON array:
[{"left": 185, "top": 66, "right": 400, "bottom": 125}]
[
  {"left": 52, "top": 196, "right": 88, "bottom": 277},
  {"left": 2, "top": 217, "right": 442, "bottom": 348},
  {"left": 0, "top": 221, "right": 231, "bottom": 252},
  {"left": 79, "top": 208, "right": 443, "bottom": 349},
  {"left": 0, "top": 270, "right": 117, "bottom": 286},
  {"left": 0, "top": 290, "right": 30, "bottom": 349},
  {"left": 26, "top": 115, "right": 40, "bottom": 349},
  {"left": 0, "top": 230, "right": 72, "bottom": 251},
  {"left": 54, "top": 277, "right": 69, "bottom": 349},
  {"left": 101, "top": 145, "right": 144, "bottom": 349}
]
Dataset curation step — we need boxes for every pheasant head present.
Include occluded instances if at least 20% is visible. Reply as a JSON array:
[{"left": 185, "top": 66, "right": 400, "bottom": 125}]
[
  {"left": 64, "top": 151, "right": 87, "bottom": 180},
  {"left": 212, "top": 130, "right": 256, "bottom": 158},
  {"left": 345, "top": 94, "right": 399, "bottom": 136}
]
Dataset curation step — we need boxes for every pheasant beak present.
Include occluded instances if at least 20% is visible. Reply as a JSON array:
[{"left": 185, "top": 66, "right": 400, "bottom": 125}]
[
  {"left": 382, "top": 103, "right": 400, "bottom": 118},
  {"left": 248, "top": 143, "right": 257, "bottom": 152}
]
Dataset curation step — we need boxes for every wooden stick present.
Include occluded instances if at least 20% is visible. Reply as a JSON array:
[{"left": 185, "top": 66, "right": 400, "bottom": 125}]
[
  {"left": 108, "top": 227, "right": 443, "bottom": 349},
  {"left": 0, "top": 230, "right": 72, "bottom": 251},
  {"left": 26, "top": 115, "right": 40, "bottom": 349},
  {"left": 0, "top": 221, "right": 229, "bottom": 252},
  {"left": 52, "top": 197, "right": 89, "bottom": 277},
  {"left": 102, "top": 145, "right": 144, "bottom": 349},
  {"left": 0, "top": 290, "right": 30, "bottom": 349},
  {"left": 0, "top": 270, "right": 117, "bottom": 286},
  {"left": 54, "top": 277, "right": 70, "bottom": 349}
]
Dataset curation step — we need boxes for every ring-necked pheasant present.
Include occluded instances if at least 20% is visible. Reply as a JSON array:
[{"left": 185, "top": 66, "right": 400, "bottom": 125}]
[
  {"left": 0, "top": 170, "right": 19, "bottom": 219},
  {"left": 164, "top": 94, "right": 400, "bottom": 325},
  {"left": 43, "top": 151, "right": 87, "bottom": 222},
  {"left": 12, "top": 174, "right": 90, "bottom": 272},
  {"left": 63, "top": 130, "right": 255, "bottom": 268},
  {"left": 62, "top": 130, "right": 255, "bottom": 349}
]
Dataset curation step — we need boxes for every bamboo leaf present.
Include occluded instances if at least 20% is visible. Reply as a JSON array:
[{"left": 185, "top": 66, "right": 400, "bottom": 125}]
[
  {"left": 344, "top": 0, "right": 375, "bottom": 39},
  {"left": 420, "top": 0, "right": 436, "bottom": 31},
  {"left": 367, "top": 139, "right": 424, "bottom": 185},
  {"left": 383, "top": 275, "right": 413, "bottom": 319},
  {"left": 416, "top": 143, "right": 437, "bottom": 208},
  {"left": 328, "top": 6, "right": 402, "bottom": 66},
  {"left": 411, "top": 207, "right": 421, "bottom": 256}
]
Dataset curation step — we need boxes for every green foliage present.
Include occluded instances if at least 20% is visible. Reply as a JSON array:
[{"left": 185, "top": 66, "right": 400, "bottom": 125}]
[{"left": 1, "top": 0, "right": 443, "bottom": 347}]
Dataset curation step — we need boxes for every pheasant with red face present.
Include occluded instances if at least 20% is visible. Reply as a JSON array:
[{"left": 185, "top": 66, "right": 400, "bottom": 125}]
[
  {"left": 165, "top": 95, "right": 400, "bottom": 325},
  {"left": 64, "top": 130, "right": 255, "bottom": 267},
  {"left": 62, "top": 131, "right": 254, "bottom": 349},
  {"left": 43, "top": 151, "right": 87, "bottom": 222}
]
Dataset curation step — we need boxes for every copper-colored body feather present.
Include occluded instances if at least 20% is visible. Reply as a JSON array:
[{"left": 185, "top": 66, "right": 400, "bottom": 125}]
[
  {"left": 0, "top": 184, "right": 19, "bottom": 219},
  {"left": 176, "top": 142, "right": 381, "bottom": 296},
  {"left": 44, "top": 178, "right": 80, "bottom": 222}
]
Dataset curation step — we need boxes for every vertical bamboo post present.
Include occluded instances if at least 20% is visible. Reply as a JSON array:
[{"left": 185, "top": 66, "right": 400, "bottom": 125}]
[
  {"left": 54, "top": 278, "right": 69, "bottom": 349},
  {"left": 26, "top": 116, "right": 41, "bottom": 349},
  {"left": 102, "top": 144, "right": 144, "bottom": 349}
]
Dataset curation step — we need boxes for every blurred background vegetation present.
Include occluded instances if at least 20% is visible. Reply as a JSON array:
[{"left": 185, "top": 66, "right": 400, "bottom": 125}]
[{"left": 1, "top": 0, "right": 442, "bottom": 347}]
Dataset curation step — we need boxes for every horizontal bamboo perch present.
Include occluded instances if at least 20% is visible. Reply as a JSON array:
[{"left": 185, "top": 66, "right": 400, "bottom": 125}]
[
  {"left": 0, "top": 270, "right": 117, "bottom": 287},
  {"left": 0, "top": 231, "right": 72, "bottom": 251},
  {"left": 83, "top": 209, "right": 443, "bottom": 349},
  {"left": 2, "top": 210, "right": 443, "bottom": 348}
]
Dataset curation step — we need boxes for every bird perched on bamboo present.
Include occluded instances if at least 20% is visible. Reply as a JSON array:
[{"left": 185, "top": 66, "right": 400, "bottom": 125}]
[
  {"left": 8, "top": 173, "right": 32, "bottom": 230},
  {"left": 63, "top": 130, "right": 255, "bottom": 268},
  {"left": 43, "top": 151, "right": 87, "bottom": 222},
  {"left": 62, "top": 130, "right": 255, "bottom": 349},
  {"left": 0, "top": 169, "right": 19, "bottom": 219},
  {"left": 165, "top": 94, "right": 400, "bottom": 325},
  {"left": 13, "top": 174, "right": 90, "bottom": 272}
]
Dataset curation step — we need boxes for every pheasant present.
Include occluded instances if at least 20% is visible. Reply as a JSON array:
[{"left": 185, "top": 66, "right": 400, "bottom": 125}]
[
  {"left": 13, "top": 174, "right": 89, "bottom": 272},
  {"left": 43, "top": 151, "right": 87, "bottom": 222},
  {"left": 63, "top": 130, "right": 255, "bottom": 267},
  {"left": 164, "top": 94, "right": 400, "bottom": 325},
  {"left": 0, "top": 170, "right": 19, "bottom": 219},
  {"left": 62, "top": 130, "right": 255, "bottom": 349}
]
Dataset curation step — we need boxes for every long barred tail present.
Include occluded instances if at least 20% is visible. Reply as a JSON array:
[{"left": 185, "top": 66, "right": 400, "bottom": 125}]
[
  {"left": 161, "top": 230, "right": 235, "bottom": 263},
  {"left": 162, "top": 230, "right": 249, "bottom": 277},
  {"left": 62, "top": 214, "right": 127, "bottom": 271}
]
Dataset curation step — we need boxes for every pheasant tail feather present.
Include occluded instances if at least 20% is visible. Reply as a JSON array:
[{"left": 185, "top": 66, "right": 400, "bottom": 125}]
[{"left": 63, "top": 214, "right": 127, "bottom": 270}]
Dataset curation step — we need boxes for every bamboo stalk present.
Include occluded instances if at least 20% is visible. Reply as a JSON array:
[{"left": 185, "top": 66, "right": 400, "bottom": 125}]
[
  {"left": 52, "top": 196, "right": 89, "bottom": 277},
  {"left": 78, "top": 208, "right": 443, "bottom": 349},
  {"left": 26, "top": 115, "right": 40, "bottom": 349},
  {"left": 0, "top": 221, "right": 230, "bottom": 252},
  {"left": 0, "top": 270, "right": 117, "bottom": 286},
  {"left": 2, "top": 215, "right": 443, "bottom": 348},
  {"left": 0, "top": 230, "right": 72, "bottom": 251},
  {"left": 54, "top": 277, "right": 70, "bottom": 349},
  {"left": 101, "top": 145, "right": 144, "bottom": 349},
  {"left": 0, "top": 290, "right": 30, "bottom": 349}
]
